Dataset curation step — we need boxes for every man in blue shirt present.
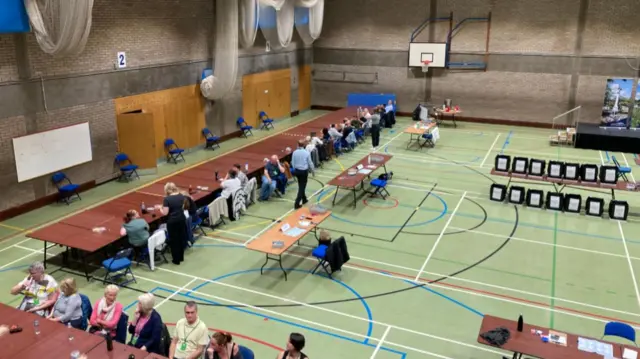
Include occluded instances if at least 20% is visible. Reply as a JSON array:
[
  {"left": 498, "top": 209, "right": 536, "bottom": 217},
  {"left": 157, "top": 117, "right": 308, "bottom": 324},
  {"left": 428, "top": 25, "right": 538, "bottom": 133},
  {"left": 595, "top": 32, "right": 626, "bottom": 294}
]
[
  {"left": 260, "top": 155, "right": 286, "bottom": 201},
  {"left": 291, "top": 140, "right": 314, "bottom": 209}
]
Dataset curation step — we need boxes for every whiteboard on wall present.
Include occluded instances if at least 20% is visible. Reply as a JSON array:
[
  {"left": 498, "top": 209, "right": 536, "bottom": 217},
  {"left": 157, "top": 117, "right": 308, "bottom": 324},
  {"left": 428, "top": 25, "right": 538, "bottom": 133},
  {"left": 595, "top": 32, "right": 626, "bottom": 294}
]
[{"left": 13, "top": 122, "right": 93, "bottom": 182}]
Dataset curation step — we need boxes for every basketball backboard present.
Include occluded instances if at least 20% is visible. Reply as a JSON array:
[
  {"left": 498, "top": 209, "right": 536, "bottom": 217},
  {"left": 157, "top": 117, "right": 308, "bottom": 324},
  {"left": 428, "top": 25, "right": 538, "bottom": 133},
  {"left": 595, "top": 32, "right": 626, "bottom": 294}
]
[{"left": 409, "top": 42, "right": 446, "bottom": 68}]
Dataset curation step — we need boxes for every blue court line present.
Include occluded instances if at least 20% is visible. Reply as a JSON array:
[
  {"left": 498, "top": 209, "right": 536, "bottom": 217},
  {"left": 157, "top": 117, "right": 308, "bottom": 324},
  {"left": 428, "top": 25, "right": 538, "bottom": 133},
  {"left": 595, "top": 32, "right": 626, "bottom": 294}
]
[
  {"left": 398, "top": 278, "right": 484, "bottom": 317},
  {"left": 152, "top": 287, "right": 407, "bottom": 358},
  {"left": 0, "top": 264, "right": 30, "bottom": 273},
  {"left": 499, "top": 130, "right": 513, "bottom": 154},
  {"left": 605, "top": 151, "right": 611, "bottom": 163},
  {"left": 189, "top": 268, "right": 375, "bottom": 344},
  {"left": 316, "top": 188, "right": 448, "bottom": 228}
]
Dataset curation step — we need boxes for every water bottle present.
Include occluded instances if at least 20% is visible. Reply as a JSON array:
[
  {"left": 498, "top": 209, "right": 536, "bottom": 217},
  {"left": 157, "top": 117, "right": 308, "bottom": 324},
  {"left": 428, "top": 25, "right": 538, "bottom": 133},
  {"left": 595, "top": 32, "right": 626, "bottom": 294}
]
[
  {"left": 33, "top": 319, "right": 40, "bottom": 335},
  {"left": 245, "top": 163, "right": 249, "bottom": 172},
  {"left": 67, "top": 322, "right": 74, "bottom": 341},
  {"left": 141, "top": 202, "right": 147, "bottom": 214},
  {"left": 70, "top": 351, "right": 80, "bottom": 359},
  {"left": 106, "top": 332, "right": 113, "bottom": 351},
  {"left": 517, "top": 314, "right": 524, "bottom": 332},
  {"left": 368, "top": 155, "right": 371, "bottom": 164},
  {"left": 215, "top": 171, "right": 219, "bottom": 180},
  {"left": 128, "top": 354, "right": 136, "bottom": 359}
]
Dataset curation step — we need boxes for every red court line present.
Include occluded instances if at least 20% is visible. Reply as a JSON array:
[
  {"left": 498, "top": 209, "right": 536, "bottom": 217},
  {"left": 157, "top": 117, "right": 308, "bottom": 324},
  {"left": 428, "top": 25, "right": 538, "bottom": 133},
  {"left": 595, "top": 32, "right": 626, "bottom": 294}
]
[
  {"left": 362, "top": 197, "right": 399, "bottom": 209},
  {"left": 208, "top": 234, "right": 640, "bottom": 327},
  {"left": 165, "top": 322, "right": 282, "bottom": 351}
]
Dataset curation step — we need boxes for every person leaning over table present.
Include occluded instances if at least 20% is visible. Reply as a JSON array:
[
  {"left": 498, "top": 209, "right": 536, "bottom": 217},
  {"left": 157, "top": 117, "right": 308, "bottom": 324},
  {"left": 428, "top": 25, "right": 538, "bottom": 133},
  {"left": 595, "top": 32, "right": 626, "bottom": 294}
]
[
  {"left": 169, "top": 301, "right": 209, "bottom": 359},
  {"left": 157, "top": 182, "right": 189, "bottom": 265},
  {"left": 128, "top": 293, "right": 164, "bottom": 354},
  {"left": 233, "top": 163, "right": 249, "bottom": 187},
  {"left": 10, "top": 261, "right": 59, "bottom": 317},
  {"left": 120, "top": 209, "right": 150, "bottom": 248},
  {"left": 277, "top": 332, "right": 309, "bottom": 359},
  {"left": 48, "top": 278, "right": 83, "bottom": 329},
  {"left": 181, "top": 190, "right": 198, "bottom": 246},
  {"left": 206, "top": 331, "right": 243, "bottom": 359},
  {"left": 89, "top": 284, "right": 123, "bottom": 337}
]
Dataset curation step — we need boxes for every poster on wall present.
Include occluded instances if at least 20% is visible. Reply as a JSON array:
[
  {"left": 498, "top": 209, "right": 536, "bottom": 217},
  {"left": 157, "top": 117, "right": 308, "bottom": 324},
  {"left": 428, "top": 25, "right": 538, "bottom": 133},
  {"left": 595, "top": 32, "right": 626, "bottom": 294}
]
[
  {"left": 632, "top": 80, "right": 640, "bottom": 129},
  {"left": 601, "top": 78, "right": 634, "bottom": 128}
]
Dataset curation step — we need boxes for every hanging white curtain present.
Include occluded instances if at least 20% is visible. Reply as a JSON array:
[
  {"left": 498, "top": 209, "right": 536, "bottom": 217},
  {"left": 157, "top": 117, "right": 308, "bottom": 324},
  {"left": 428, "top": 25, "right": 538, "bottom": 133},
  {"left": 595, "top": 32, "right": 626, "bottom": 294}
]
[
  {"left": 239, "top": 0, "right": 259, "bottom": 49},
  {"left": 294, "top": 0, "right": 323, "bottom": 44},
  {"left": 23, "top": 0, "right": 94, "bottom": 56},
  {"left": 259, "top": 0, "right": 294, "bottom": 49},
  {"left": 201, "top": 0, "right": 239, "bottom": 100}
]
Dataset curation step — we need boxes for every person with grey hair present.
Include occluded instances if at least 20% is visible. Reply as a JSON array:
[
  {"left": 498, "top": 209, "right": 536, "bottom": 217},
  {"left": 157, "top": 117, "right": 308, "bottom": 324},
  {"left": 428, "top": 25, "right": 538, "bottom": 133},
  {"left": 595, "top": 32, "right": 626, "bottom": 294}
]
[
  {"left": 169, "top": 301, "right": 209, "bottom": 359},
  {"left": 10, "top": 261, "right": 59, "bottom": 317},
  {"left": 128, "top": 293, "right": 164, "bottom": 354}
]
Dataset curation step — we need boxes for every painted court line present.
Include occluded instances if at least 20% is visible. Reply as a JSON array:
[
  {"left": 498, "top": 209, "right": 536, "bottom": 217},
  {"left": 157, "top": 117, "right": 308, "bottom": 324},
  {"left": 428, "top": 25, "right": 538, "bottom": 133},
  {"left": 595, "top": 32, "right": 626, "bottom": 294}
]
[
  {"left": 415, "top": 192, "right": 467, "bottom": 282},
  {"left": 618, "top": 221, "right": 640, "bottom": 311},
  {"left": 621, "top": 153, "right": 637, "bottom": 183},
  {"left": 199, "top": 234, "right": 640, "bottom": 320},
  {"left": 480, "top": 134, "right": 501, "bottom": 168},
  {"left": 375, "top": 131, "right": 405, "bottom": 153},
  {"left": 155, "top": 278, "right": 198, "bottom": 309},
  {"left": 134, "top": 273, "right": 497, "bottom": 358},
  {"left": 370, "top": 326, "right": 392, "bottom": 359}
]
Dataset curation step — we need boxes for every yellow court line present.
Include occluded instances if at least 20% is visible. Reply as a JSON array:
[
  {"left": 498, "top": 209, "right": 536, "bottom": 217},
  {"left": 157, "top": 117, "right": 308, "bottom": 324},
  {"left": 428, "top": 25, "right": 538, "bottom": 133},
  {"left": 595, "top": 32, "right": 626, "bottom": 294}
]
[
  {"left": 0, "top": 113, "right": 327, "bottom": 242},
  {"left": 333, "top": 158, "right": 345, "bottom": 171},
  {"left": 0, "top": 223, "right": 25, "bottom": 231}
]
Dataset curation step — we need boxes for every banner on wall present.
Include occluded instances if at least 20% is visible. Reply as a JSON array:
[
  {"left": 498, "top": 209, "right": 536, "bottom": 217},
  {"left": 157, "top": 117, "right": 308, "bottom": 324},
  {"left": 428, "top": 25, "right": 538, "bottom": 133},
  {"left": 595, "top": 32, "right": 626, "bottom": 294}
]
[
  {"left": 632, "top": 80, "right": 640, "bottom": 129},
  {"left": 601, "top": 78, "right": 634, "bottom": 128}
]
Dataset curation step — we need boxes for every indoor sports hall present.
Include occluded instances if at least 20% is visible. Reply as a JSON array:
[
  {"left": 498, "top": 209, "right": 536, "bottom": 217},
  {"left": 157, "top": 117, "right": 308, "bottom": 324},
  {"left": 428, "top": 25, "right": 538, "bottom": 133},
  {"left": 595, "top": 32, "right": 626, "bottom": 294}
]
[{"left": 1, "top": 1, "right": 640, "bottom": 359}]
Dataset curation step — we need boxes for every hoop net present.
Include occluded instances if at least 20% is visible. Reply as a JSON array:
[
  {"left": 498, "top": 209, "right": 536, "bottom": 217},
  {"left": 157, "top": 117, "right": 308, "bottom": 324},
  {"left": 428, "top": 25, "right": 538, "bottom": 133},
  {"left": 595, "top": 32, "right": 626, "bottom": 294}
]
[{"left": 421, "top": 60, "right": 431, "bottom": 73}]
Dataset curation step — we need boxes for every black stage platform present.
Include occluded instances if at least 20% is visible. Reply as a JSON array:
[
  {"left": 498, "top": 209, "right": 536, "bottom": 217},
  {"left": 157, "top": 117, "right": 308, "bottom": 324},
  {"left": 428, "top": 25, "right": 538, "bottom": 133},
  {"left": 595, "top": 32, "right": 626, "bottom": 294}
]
[{"left": 574, "top": 123, "right": 640, "bottom": 153}]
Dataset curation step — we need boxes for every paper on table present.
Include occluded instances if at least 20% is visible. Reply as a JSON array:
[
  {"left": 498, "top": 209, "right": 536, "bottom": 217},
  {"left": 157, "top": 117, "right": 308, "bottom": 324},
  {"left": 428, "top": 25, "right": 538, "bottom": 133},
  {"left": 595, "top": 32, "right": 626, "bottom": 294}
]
[
  {"left": 284, "top": 227, "right": 306, "bottom": 237},
  {"left": 298, "top": 221, "right": 310, "bottom": 227},
  {"left": 624, "top": 348, "right": 638, "bottom": 359},
  {"left": 358, "top": 169, "right": 373, "bottom": 175}
]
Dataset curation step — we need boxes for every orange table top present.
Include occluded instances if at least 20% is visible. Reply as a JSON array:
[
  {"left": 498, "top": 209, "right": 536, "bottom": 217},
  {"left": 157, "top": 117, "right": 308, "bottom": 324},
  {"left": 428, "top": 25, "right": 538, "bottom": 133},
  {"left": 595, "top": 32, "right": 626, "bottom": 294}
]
[
  {"left": 327, "top": 154, "right": 392, "bottom": 189},
  {"left": 404, "top": 122, "right": 437, "bottom": 134},
  {"left": 245, "top": 207, "right": 331, "bottom": 255}
]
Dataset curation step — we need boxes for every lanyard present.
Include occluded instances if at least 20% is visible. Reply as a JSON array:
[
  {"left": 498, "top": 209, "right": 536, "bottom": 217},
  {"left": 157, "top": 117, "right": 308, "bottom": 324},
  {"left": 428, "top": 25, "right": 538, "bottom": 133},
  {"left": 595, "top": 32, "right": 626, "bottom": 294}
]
[{"left": 182, "top": 320, "right": 200, "bottom": 343}]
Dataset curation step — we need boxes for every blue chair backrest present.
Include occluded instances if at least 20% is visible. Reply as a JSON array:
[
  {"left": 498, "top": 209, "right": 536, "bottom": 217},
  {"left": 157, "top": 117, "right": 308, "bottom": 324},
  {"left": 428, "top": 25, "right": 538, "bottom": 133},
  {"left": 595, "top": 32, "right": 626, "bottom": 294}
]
[
  {"left": 259, "top": 111, "right": 267, "bottom": 118},
  {"left": 164, "top": 138, "right": 176, "bottom": 147},
  {"left": 604, "top": 321, "right": 636, "bottom": 342},
  {"left": 202, "top": 128, "right": 211, "bottom": 136},
  {"left": 237, "top": 117, "right": 246, "bottom": 126},
  {"left": 79, "top": 293, "right": 92, "bottom": 330},
  {"left": 115, "top": 312, "right": 129, "bottom": 344},
  {"left": 238, "top": 345, "right": 255, "bottom": 359},
  {"left": 115, "top": 153, "right": 129, "bottom": 164},
  {"left": 106, "top": 248, "right": 133, "bottom": 270},
  {"left": 612, "top": 156, "right": 622, "bottom": 168},
  {"left": 52, "top": 172, "right": 67, "bottom": 185}
]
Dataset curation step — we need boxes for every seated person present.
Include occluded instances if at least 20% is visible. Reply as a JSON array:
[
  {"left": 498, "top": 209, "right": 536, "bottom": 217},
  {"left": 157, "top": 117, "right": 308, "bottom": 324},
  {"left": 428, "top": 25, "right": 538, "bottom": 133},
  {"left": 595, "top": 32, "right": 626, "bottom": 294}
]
[
  {"left": 89, "top": 284, "right": 123, "bottom": 337},
  {"left": 169, "top": 301, "right": 209, "bottom": 359},
  {"left": 309, "top": 132, "right": 323, "bottom": 147},
  {"left": 342, "top": 122, "right": 353, "bottom": 139},
  {"left": 120, "top": 210, "right": 150, "bottom": 248},
  {"left": 219, "top": 169, "right": 242, "bottom": 199},
  {"left": 260, "top": 155, "right": 287, "bottom": 201},
  {"left": 128, "top": 293, "right": 164, "bottom": 354},
  {"left": 205, "top": 332, "right": 243, "bottom": 359},
  {"left": 278, "top": 333, "right": 308, "bottom": 359},
  {"left": 11, "top": 261, "right": 58, "bottom": 317},
  {"left": 233, "top": 163, "right": 249, "bottom": 187},
  {"left": 321, "top": 128, "right": 331, "bottom": 141},
  {"left": 48, "top": 278, "right": 83, "bottom": 329},
  {"left": 350, "top": 117, "right": 362, "bottom": 129},
  {"left": 328, "top": 124, "right": 342, "bottom": 140}
]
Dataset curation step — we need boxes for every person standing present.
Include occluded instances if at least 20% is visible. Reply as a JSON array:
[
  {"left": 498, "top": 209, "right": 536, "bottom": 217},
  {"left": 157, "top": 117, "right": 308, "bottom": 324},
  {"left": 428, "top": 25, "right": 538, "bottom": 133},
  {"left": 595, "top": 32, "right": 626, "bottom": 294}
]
[
  {"left": 169, "top": 301, "right": 209, "bottom": 359},
  {"left": 291, "top": 140, "right": 314, "bottom": 209},
  {"left": 158, "top": 182, "right": 188, "bottom": 265},
  {"left": 370, "top": 109, "right": 381, "bottom": 150}
]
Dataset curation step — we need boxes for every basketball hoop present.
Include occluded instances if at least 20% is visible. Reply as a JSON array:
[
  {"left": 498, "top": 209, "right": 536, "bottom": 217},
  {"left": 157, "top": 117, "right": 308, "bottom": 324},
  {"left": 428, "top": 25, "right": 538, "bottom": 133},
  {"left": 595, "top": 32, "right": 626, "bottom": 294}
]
[{"left": 421, "top": 60, "right": 431, "bottom": 73}]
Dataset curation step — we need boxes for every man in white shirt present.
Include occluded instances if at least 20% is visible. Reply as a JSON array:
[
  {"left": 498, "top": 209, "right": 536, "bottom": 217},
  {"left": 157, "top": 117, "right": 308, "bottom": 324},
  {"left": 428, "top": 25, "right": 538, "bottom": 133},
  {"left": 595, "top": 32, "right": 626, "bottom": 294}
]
[
  {"left": 219, "top": 169, "right": 242, "bottom": 198},
  {"left": 328, "top": 124, "right": 342, "bottom": 140},
  {"left": 10, "top": 261, "right": 59, "bottom": 317},
  {"left": 169, "top": 301, "right": 209, "bottom": 359}
]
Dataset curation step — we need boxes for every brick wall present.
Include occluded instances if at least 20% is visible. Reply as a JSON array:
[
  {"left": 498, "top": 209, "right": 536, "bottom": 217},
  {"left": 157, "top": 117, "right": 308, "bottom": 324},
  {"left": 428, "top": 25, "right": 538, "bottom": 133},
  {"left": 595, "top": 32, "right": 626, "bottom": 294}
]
[{"left": 313, "top": 0, "right": 640, "bottom": 124}]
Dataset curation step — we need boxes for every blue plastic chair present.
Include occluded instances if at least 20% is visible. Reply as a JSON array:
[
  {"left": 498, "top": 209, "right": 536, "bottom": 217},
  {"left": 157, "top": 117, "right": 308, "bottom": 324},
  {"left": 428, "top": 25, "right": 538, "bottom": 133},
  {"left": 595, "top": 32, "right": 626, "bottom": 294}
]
[
  {"left": 102, "top": 248, "right": 136, "bottom": 285},
  {"left": 114, "top": 312, "right": 129, "bottom": 344},
  {"left": 79, "top": 293, "right": 92, "bottom": 331},
  {"left": 51, "top": 172, "right": 81, "bottom": 205},
  {"left": 191, "top": 207, "right": 207, "bottom": 238},
  {"left": 237, "top": 117, "right": 253, "bottom": 138},
  {"left": 202, "top": 128, "right": 221, "bottom": 150},
  {"left": 420, "top": 133, "right": 434, "bottom": 148},
  {"left": 612, "top": 156, "right": 632, "bottom": 182},
  {"left": 115, "top": 153, "right": 139, "bottom": 182},
  {"left": 164, "top": 138, "right": 185, "bottom": 164},
  {"left": 238, "top": 345, "right": 255, "bottom": 359},
  {"left": 311, "top": 244, "right": 331, "bottom": 278},
  {"left": 368, "top": 178, "right": 390, "bottom": 200},
  {"left": 259, "top": 111, "right": 275, "bottom": 130},
  {"left": 602, "top": 321, "right": 636, "bottom": 345}
]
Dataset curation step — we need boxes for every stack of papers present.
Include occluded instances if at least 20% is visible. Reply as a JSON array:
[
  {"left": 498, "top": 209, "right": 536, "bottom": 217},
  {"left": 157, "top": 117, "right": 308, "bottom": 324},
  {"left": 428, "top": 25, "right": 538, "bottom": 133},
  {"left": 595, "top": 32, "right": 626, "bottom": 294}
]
[
  {"left": 358, "top": 169, "right": 373, "bottom": 175},
  {"left": 578, "top": 337, "right": 613, "bottom": 357},
  {"left": 284, "top": 227, "right": 306, "bottom": 237},
  {"left": 624, "top": 348, "right": 638, "bottom": 359}
]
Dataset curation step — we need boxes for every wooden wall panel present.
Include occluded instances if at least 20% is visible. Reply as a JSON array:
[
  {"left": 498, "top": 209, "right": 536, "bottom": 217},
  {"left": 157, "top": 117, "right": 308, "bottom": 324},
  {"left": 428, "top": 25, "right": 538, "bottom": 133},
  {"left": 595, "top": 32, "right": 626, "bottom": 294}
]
[
  {"left": 242, "top": 69, "right": 292, "bottom": 127},
  {"left": 298, "top": 65, "right": 311, "bottom": 111},
  {"left": 116, "top": 113, "right": 157, "bottom": 169},
  {"left": 113, "top": 85, "right": 205, "bottom": 160}
]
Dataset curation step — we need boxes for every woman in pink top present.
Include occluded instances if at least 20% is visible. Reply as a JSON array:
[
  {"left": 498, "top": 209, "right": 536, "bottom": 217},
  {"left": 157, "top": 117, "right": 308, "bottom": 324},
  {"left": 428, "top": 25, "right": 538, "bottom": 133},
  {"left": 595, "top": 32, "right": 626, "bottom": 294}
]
[{"left": 89, "top": 284, "right": 123, "bottom": 337}]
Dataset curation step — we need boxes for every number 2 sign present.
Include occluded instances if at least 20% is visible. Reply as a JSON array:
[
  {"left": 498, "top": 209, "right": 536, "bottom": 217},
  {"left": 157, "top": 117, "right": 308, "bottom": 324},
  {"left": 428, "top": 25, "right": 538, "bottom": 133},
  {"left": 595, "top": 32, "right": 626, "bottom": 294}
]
[{"left": 117, "top": 52, "right": 127, "bottom": 69}]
